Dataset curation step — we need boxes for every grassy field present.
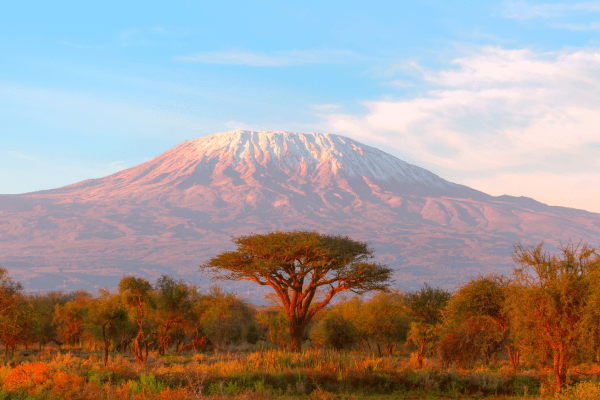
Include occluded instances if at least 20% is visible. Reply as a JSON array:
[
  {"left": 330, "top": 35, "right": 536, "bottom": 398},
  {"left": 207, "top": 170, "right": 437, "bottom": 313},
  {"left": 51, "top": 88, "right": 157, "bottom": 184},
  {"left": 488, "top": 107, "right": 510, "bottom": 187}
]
[{"left": 1, "top": 346, "right": 600, "bottom": 399}]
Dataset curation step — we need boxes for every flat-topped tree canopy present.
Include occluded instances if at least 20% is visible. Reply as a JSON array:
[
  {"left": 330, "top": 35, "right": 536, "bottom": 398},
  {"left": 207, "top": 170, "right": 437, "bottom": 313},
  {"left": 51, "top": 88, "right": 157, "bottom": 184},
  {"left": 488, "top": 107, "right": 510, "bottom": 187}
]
[{"left": 201, "top": 230, "right": 393, "bottom": 351}]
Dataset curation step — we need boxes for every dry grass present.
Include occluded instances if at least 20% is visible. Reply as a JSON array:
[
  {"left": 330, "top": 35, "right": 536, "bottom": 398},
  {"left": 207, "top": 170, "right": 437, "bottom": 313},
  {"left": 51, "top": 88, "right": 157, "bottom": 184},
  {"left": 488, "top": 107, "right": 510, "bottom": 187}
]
[{"left": 1, "top": 348, "right": 600, "bottom": 399}]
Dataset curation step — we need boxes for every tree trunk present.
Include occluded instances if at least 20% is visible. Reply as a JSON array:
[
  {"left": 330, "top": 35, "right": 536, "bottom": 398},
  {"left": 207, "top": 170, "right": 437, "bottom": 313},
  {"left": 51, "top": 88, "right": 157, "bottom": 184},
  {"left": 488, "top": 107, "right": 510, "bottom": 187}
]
[
  {"left": 417, "top": 336, "right": 425, "bottom": 369},
  {"left": 132, "top": 331, "right": 148, "bottom": 365},
  {"left": 158, "top": 334, "right": 169, "bottom": 356},
  {"left": 553, "top": 345, "right": 568, "bottom": 391},
  {"left": 289, "top": 321, "right": 304, "bottom": 352},
  {"left": 505, "top": 344, "right": 519, "bottom": 370},
  {"left": 103, "top": 344, "right": 109, "bottom": 367},
  {"left": 101, "top": 323, "right": 110, "bottom": 366},
  {"left": 290, "top": 331, "right": 302, "bottom": 352}
]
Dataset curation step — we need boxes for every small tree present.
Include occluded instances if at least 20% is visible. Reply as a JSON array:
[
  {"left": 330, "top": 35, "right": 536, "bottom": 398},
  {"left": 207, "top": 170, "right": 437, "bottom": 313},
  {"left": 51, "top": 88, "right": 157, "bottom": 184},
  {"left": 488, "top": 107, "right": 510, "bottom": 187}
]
[
  {"left": 118, "top": 276, "right": 154, "bottom": 364},
  {"left": 309, "top": 311, "right": 358, "bottom": 350},
  {"left": 52, "top": 291, "right": 92, "bottom": 346},
  {"left": 28, "top": 291, "right": 73, "bottom": 348},
  {"left": 446, "top": 274, "right": 514, "bottom": 367},
  {"left": 197, "top": 286, "right": 252, "bottom": 351},
  {"left": 86, "top": 289, "right": 129, "bottom": 366},
  {"left": 581, "top": 269, "right": 600, "bottom": 363},
  {"left": 152, "top": 275, "right": 193, "bottom": 355},
  {"left": 256, "top": 309, "right": 290, "bottom": 349},
  {"left": 201, "top": 231, "right": 393, "bottom": 351},
  {"left": 404, "top": 283, "right": 451, "bottom": 368},
  {"left": 508, "top": 241, "right": 600, "bottom": 390},
  {"left": 333, "top": 296, "right": 372, "bottom": 352},
  {"left": 0, "top": 267, "right": 35, "bottom": 356},
  {"left": 367, "top": 291, "right": 410, "bottom": 356}
]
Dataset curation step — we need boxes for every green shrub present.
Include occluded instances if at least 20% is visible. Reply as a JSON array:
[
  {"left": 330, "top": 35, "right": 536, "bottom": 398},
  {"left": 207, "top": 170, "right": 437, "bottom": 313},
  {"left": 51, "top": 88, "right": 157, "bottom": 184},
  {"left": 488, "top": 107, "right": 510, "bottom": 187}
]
[
  {"left": 310, "top": 313, "right": 357, "bottom": 350},
  {"left": 510, "top": 374, "right": 540, "bottom": 396},
  {"left": 130, "top": 373, "right": 166, "bottom": 394},
  {"left": 245, "top": 324, "right": 260, "bottom": 345},
  {"left": 554, "top": 381, "right": 600, "bottom": 400},
  {"left": 466, "top": 368, "right": 507, "bottom": 394},
  {"left": 87, "top": 369, "right": 118, "bottom": 385}
]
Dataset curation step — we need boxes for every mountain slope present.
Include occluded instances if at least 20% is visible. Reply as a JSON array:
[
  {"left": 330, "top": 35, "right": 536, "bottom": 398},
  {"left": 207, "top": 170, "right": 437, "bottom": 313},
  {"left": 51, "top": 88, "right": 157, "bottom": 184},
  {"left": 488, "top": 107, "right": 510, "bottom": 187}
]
[{"left": 1, "top": 130, "right": 599, "bottom": 295}]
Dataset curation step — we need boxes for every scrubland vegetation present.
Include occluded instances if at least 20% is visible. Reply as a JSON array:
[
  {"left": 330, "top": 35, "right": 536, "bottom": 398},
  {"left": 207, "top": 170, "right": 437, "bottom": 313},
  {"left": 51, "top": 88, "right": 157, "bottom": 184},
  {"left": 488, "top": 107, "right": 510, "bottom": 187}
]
[{"left": 2, "top": 232, "right": 600, "bottom": 399}]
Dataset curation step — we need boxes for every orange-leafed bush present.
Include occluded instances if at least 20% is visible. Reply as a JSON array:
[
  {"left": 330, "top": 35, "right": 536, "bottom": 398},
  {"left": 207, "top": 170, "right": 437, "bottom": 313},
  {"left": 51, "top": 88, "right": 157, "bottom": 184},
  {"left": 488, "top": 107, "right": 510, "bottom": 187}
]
[
  {"left": 2, "top": 361, "right": 84, "bottom": 399},
  {"left": 50, "top": 369, "right": 85, "bottom": 399},
  {"left": 2, "top": 361, "right": 51, "bottom": 392}
]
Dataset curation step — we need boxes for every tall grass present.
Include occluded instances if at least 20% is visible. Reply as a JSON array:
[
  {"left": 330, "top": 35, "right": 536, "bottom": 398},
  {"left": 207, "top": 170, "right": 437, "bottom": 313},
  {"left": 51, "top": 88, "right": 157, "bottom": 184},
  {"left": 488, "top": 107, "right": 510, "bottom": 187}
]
[{"left": 1, "top": 348, "right": 600, "bottom": 399}]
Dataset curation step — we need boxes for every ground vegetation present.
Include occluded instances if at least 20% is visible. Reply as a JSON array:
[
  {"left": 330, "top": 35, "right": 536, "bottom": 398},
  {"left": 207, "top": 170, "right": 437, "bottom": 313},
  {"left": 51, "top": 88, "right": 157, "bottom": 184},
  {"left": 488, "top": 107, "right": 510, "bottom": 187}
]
[{"left": 0, "top": 238, "right": 599, "bottom": 398}]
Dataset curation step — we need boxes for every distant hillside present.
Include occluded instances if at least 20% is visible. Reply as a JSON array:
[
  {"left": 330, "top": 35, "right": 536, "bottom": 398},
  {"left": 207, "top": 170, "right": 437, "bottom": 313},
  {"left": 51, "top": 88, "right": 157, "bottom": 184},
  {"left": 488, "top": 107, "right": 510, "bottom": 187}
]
[{"left": 2, "top": 130, "right": 599, "bottom": 298}]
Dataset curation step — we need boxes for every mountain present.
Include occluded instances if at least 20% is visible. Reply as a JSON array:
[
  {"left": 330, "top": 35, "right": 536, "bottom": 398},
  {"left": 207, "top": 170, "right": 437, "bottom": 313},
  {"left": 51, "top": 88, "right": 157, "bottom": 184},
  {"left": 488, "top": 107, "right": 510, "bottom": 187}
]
[{"left": 1, "top": 130, "right": 599, "bottom": 296}]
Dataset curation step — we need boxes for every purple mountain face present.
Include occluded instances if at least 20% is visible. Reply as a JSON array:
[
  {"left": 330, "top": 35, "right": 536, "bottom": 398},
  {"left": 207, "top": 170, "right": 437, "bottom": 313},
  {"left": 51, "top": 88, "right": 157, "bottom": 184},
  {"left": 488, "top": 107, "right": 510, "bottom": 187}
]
[{"left": 1, "top": 130, "right": 599, "bottom": 297}]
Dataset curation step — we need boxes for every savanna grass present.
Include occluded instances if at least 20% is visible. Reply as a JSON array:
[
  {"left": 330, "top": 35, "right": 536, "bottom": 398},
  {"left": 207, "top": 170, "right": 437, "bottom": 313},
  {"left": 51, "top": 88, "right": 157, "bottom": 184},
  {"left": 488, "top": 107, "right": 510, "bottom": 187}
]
[{"left": 1, "top": 348, "right": 600, "bottom": 399}]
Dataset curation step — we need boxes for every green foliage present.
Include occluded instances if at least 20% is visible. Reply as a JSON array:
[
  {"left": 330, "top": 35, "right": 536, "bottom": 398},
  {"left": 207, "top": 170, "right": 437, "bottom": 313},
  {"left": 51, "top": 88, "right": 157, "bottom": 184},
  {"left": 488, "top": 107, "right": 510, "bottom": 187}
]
[
  {"left": 152, "top": 275, "right": 194, "bottom": 355},
  {"left": 197, "top": 286, "right": 252, "bottom": 350},
  {"left": 86, "top": 290, "right": 129, "bottom": 341},
  {"left": 554, "top": 381, "right": 600, "bottom": 400},
  {"left": 52, "top": 293, "right": 91, "bottom": 346},
  {"left": 118, "top": 276, "right": 153, "bottom": 315},
  {"left": 361, "top": 291, "right": 410, "bottom": 355},
  {"left": 448, "top": 273, "right": 509, "bottom": 325},
  {"left": 404, "top": 283, "right": 451, "bottom": 326},
  {"left": 256, "top": 309, "right": 290, "bottom": 349},
  {"left": 87, "top": 369, "right": 119, "bottom": 385},
  {"left": 129, "top": 373, "right": 166, "bottom": 394},
  {"left": 437, "top": 315, "right": 501, "bottom": 368},
  {"left": 580, "top": 269, "right": 600, "bottom": 362},
  {"left": 309, "top": 311, "right": 357, "bottom": 350},
  {"left": 27, "top": 291, "right": 74, "bottom": 347},
  {"left": 86, "top": 289, "right": 130, "bottom": 365},
  {"left": 118, "top": 276, "right": 155, "bottom": 364},
  {"left": 509, "top": 374, "right": 540, "bottom": 396},
  {"left": 441, "top": 274, "right": 509, "bottom": 366},
  {"left": 244, "top": 323, "right": 260, "bottom": 344},
  {"left": 404, "top": 283, "right": 451, "bottom": 368}
]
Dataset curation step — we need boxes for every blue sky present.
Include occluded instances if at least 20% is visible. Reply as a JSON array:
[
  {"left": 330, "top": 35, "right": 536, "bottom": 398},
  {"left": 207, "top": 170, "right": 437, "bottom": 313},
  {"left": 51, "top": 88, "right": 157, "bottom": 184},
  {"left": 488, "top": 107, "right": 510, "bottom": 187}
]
[{"left": 2, "top": 1, "right": 600, "bottom": 212}]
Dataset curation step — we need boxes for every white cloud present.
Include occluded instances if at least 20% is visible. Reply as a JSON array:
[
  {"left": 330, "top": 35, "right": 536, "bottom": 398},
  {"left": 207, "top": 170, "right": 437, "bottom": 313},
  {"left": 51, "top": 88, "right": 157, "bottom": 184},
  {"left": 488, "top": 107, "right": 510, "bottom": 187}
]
[
  {"left": 320, "top": 46, "right": 600, "bottom": 213},
  {"left": 176, "top": 49, "right": 360, "bottom": 67},
  {"left": 501, "top": 1, "right": 600, "bottom": 19}
]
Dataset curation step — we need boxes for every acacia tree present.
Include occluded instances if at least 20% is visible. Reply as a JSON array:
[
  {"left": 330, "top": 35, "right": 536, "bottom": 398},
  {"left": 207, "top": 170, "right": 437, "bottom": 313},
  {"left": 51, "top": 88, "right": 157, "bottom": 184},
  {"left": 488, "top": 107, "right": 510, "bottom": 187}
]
[
  {"left": 201, "top": 231, "right": 393, "bottom": 352},
  {"left": 508, "top": 241, "right": 600, "bottom": 390}
]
